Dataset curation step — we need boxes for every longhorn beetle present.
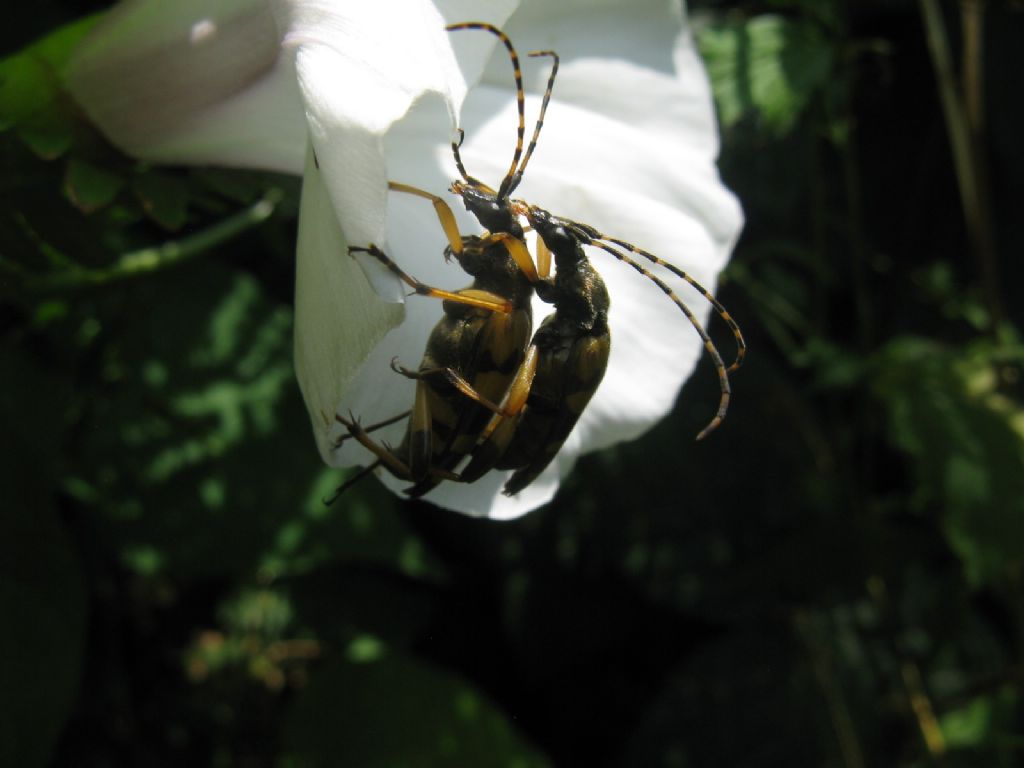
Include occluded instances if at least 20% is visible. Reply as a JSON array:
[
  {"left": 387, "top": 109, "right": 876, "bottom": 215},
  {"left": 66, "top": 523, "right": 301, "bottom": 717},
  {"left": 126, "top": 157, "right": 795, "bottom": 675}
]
[
  {"left": 336, "top": 22, "right": 745, "bottom": 498},
  {"left": 456, "top": 201, "right": 743, "bottom": 496},
  {"left": 328, "top": 23, "right": 559, "bottom": 499}
]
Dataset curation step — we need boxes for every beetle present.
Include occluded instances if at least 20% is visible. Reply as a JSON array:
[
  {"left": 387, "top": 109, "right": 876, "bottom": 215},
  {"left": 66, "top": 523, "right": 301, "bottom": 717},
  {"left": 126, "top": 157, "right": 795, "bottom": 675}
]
[
  {"left": 329, "top": 22, "right": 558, "bottom": 499},
  {"left": 458, "top": 202, "right": 742, "bottom": 496},
  {"left": 454, "top": 205, "right": 610, "bottom": 495},
  {"left": 335, "top": 22, "right": 745, "bottom": 498}
]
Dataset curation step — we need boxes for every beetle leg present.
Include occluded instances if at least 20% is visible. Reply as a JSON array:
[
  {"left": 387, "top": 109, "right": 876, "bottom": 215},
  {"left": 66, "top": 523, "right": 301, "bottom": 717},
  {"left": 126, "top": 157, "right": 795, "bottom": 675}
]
[
  {"left": 349, "top": 245, "right": 513, "bottom": 314},
  {"left": 387, "top": 181, "right": 464, "bottom": 255},
  {"left": 535, "top": 232, "right": 552, "bottom": 280},
  {"left": 334, "top": 412, "right": 413, "bottom": 481},
  {"left": 457, "top": 345, "right": 540, "bottom": 483},
  {"left": 332, "top": 410, "right": 411, "bottom": 447},
  {"left": 482, "top": 231, "right": 539, "bottom": 282},
  {"left": 392, "top": 362, "right": 512, "bottom": 418}
]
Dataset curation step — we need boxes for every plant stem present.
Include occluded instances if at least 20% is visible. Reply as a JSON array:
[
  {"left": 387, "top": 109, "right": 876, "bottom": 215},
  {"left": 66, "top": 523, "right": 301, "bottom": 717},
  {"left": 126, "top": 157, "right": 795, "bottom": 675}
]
[
  {"left": 18, "top": 189, "right": 282, "bottom": 293},
  {"left": 901, "top": 661, "right": 948, "bottom": 761},
  {"left": 918, "top": 0, "right": 1003, "bottom": 336},
  {"left": 794, "top": 611, "right": 867, "bottom": 768},
  {"left": 961, "top": 0, "right": 986, "bottom": 137}
]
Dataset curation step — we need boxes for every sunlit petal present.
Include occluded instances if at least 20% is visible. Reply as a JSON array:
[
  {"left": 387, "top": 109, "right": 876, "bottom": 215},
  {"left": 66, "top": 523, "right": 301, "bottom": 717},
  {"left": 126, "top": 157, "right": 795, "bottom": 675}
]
[{"left": 293, "top": 147, "right": 405, "bottom": 464}]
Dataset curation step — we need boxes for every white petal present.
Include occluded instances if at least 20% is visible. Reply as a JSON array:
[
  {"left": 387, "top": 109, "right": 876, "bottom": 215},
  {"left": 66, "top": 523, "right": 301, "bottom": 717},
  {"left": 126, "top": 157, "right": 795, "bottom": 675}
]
[
  {"left": 283, "top": 2, "right": 459, "bottom": 256},
  {"left": 487, "top": 0, "right": 720, "bottom": 145},
  {"left": 281, "top": 0, "right": 515, "bottom": 298},
  {"left": 67, "top": 0, "right": 308, "bottom": 173},
  {"left": 294, "top": 147, "right": 405, "bottom": 464}
]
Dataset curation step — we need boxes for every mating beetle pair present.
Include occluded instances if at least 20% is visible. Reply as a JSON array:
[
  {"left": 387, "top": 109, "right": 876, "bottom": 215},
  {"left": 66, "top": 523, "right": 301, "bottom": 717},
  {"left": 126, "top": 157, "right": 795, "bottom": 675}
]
[{"left": 330, "top": 23, "right": 744, "bottom": 501}]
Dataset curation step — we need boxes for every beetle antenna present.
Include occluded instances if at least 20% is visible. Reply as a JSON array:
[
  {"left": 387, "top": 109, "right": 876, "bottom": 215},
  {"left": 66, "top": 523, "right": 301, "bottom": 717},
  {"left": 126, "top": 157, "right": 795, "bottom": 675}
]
[
  {"left": 505, "top": 50, "right": 559, "bottom": 196},
  {"left": 446, "top": 22, "right": 526, "bottom": 194}
]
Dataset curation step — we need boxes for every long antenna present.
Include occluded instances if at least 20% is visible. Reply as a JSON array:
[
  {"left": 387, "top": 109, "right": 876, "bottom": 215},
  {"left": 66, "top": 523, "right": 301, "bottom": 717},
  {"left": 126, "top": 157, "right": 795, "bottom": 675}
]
[
  {"left": 600, "top": 235, "right": 746, "bottom": 372},
  {"left": 560, "top": 219, "right": 746, "bottom": 372},
  {"left": 446, "top": 23, "right": 526, "bottom": 193},
  {"left": 505, "top": 50, "right": 559, "bottom": 196},
  {"left": 559, "top": 220, "right": 746, "bottom": 440}
]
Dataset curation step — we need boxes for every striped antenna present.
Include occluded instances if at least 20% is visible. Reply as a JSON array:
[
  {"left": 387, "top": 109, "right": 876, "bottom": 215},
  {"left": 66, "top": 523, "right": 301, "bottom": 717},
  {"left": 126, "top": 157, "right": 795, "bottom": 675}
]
[
  {"left": 559, "top": 219, "right": 746, "bottom": 440},
  {"left": 505, "top": 50, "right": 559, "bottom": 196},
  {"left": 446, "top": 22, "right": 526, "bottom": 195}
]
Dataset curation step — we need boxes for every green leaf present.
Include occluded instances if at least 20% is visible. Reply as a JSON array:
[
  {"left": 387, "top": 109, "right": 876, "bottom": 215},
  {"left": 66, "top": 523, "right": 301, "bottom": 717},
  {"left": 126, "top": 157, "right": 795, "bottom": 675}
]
[
  {"left": 64, "top": 157, "right": 123, "bottom": 212},
  {"left": 870, "top": 337, "right": 1024, "bottom": 586},
  {"left": 0, "top": 15, "right": 100, "bottom": 158},
  {"left": 132, "top": 170, "right": 190, "bottom": 230},
  {"left": 698, "top": 14, "right": 833, "bottom": 136},
  {"left": 61, "top": 263, "right": 424, "bottom": 584},
  {"left": 69, "top": 266, "right": 302, "bottom": 579},
  {"left": 282, "top": 652, "right": 550, "bottom": 768},
  {"left": 940, "top": 687, "right": 1020, "bottom": 763}
]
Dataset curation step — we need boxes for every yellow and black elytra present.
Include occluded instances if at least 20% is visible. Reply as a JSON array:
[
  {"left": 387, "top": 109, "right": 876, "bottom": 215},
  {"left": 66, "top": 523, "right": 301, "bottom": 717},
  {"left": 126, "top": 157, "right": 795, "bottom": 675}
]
[
  {"left": 334, "top": 232, "right": 535, "bottom": 495},
  {"left": 336, "top": 22, "right": 745, "bottom": 499},
  {"left": 455, "top": 206, "right": 611, "bottom": 495},
  {"left": 524, "top": 205, "right": 745, "bottom": 441}
]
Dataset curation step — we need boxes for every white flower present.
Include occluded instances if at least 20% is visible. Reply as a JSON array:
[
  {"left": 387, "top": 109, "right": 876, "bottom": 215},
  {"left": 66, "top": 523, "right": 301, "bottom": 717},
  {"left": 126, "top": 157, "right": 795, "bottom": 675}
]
[{"left": 67, "top": 0, "right": 742, "bottom": 519}]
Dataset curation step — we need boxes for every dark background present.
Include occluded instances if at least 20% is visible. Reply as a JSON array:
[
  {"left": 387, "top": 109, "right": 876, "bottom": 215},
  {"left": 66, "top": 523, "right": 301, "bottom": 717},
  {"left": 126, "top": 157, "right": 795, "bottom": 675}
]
[{"left": 2, "top": 1, "right": 1023, "bottom": 765}]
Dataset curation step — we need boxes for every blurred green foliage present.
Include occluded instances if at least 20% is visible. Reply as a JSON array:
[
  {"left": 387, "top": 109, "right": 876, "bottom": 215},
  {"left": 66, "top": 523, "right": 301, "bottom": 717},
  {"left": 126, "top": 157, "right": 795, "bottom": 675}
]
[
  {"left": 2, "top": 0, "right": 1024, "bottom": 766},
  {"left": 699, "top": 12, "right": 834, "bottom": 135}
]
